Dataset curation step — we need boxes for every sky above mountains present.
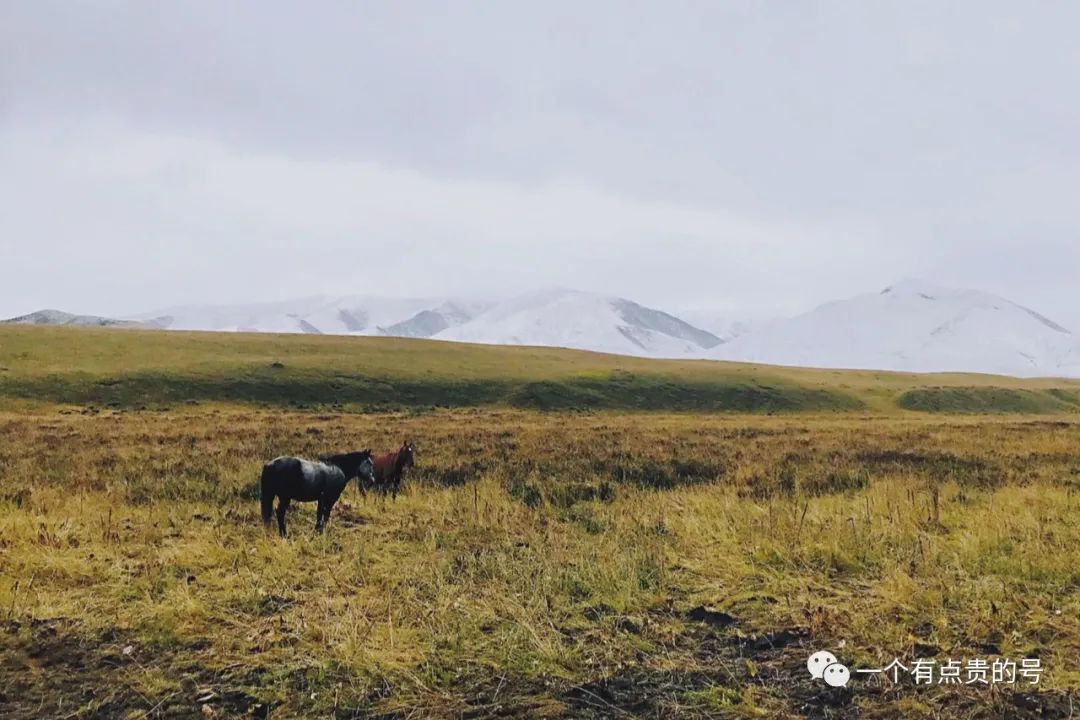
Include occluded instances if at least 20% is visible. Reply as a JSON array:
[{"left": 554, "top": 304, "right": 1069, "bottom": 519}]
[{"left": 2, "top": 2, "right": 1078, "bottom": 327}]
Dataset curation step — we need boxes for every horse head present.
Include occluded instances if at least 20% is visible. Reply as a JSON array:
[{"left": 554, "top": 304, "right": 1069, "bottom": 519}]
[
  {"left": 399, "top": 440, "right": 415, "bottom": 469},
  {"left": 357, "top": 449, "right": 376, "bottom": 485}
]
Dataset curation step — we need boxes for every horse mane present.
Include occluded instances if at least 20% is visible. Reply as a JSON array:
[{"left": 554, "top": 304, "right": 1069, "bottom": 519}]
[{"left": 320, "top": 450, "right": 372, "bottom": 474}]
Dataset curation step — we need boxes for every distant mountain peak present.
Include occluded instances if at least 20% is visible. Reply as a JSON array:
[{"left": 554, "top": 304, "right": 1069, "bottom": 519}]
[
  {"left": 119, "top": 290, "right": 720, "bottom": 358},
  {"left": 434, "top": 290, "right": 721, "bottom": 357},
  {"left": 3, "top": 309, "right": 144, "bottom": 328},
  {"left": 131, "top": 296, "right": 488, "bottom": 338},
  {"left": 14, "top": 281, "right": 1075, "bottom": 378},
  {"left": 881, "top": 278, "right": 945, "bottom": 296},
  {"left": 716, "top": 280, "right": 1078, "bottom": 377},
  {"left": 611, "top": 298, "right": 723, "bottom": 349}
]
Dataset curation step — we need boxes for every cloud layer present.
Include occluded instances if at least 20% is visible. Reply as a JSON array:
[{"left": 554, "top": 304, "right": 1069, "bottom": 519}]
[{"left": 2, "top": 2, "right": 1077, "bottom": 325}]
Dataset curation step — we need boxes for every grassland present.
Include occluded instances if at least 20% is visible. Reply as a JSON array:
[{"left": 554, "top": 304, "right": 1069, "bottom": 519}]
[
  {"left": 2, "top": 325, "right": 1080, "bottom": 414},
  {"left": 2, "top": 327, "right": 1080, "bottom": 719}
]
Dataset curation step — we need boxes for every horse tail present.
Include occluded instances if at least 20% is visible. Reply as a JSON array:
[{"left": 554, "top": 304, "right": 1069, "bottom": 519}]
[{"left": 260, "top": 462, "right": 275, "bottom": 525}]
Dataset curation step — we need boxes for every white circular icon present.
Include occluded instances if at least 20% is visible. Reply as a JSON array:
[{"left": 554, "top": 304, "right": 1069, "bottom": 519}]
[
  {"left": 823, "top": 662, "right": 851, "bottom": 688},
  {"left": 807, "top": 650, "right": 838, "bottom": 679}
]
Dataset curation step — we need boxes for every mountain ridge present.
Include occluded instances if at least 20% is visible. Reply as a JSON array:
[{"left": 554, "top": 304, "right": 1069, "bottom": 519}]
[
  {"left": 433, "top": 289, "right": 723, "bottom": 357},
  {"left": 6, "top": 279, "right": 1078, "bottom": 378},
  {"left": 3, "top": 309, "right": 146, "bottom": 329},
  {"left": 712, "top": 279, "right": 1079, "bottom": 377}
]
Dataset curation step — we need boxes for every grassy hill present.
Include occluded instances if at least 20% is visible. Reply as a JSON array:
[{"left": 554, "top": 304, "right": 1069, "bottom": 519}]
[{"left": 2, "top": 325, "right": 1079, "bottom": 413}]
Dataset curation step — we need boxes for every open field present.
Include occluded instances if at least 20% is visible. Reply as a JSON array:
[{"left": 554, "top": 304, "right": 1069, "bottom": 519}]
[
  {"left": 2, "top": 325, "right": 1080, "bottom": 414},
  {"left": 2, "top": 328, "right": 1080, "bottom": 718}
]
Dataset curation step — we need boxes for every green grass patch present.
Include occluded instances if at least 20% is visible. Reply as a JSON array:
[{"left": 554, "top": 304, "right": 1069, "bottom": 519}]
[
  {"left": 3, "top": 325, "right": 1080, "bottom": 414},
  {"left": 897, "top": 386, "right": 1080, "bottom": 414}
]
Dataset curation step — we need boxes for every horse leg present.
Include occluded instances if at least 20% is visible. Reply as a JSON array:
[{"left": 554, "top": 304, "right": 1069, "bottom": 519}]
[
  {"left": 260, "top": 467, "right": 275, "bottom": 527},
  {"left": 261, "top": 492, "right": 275, "bottom": 529},
  {"left": 276, "top": 496, "right": 291, "bottom": 538},
  {"left": 315, "top": 498, "right": 328, "bottom": 533},
  {"left": 262, "top": 493, "right": 276, "bottom": 531}
]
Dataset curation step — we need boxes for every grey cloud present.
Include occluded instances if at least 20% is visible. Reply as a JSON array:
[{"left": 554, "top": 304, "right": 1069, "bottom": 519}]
[{"left": 1, "top": 1, "right": 1077, "bottom": 323}]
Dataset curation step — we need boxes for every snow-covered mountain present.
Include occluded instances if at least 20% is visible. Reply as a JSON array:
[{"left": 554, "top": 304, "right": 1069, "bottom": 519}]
[
  {"left": 712, "top": 279, "right": 1080, "bottom": 377},
  {"left": 675, "top": 310, "right": 756, "bottom": 343},
  {"left": 12, "top": 280, "right": 1077, "bottom": 378},
  {"left": 434, "top": 289, "right": 723, "bottom": 357},
  {"left": 3, "top": 309, "right": 146, "bottom": 328},
  {"left": 125, "top": 290, "right": 721, "bottom": 357},
  {"left": 136, "top": 296, "right": 491, "bottom": 338}
]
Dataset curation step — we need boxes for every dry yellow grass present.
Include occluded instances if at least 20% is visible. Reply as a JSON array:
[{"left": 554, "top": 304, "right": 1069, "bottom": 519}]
[{"left": 2, "top": 406, "right": 1079, "bottom": 718}]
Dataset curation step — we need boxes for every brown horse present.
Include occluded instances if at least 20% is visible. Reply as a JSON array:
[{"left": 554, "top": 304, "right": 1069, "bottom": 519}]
[{"left": 369, "top": 441, "right": 415, "bottom": 500}]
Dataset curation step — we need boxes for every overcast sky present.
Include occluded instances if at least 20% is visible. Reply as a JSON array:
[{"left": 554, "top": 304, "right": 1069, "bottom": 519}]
[{"left": 2, "top": 2, "right": 1078, "bottom": 325}]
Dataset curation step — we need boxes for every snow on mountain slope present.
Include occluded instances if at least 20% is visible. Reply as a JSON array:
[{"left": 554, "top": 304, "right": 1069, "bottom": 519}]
[
  {"left": 4, "top": 309, "right": 146, "bottom": 328},
  {"left": 676, "top": 310, "right": 756, "bottom": 342},
  {"left": 136, "top": 296, "right": 488, "bottom": 337},
  {"left": 712, "top": 279, "right": 1079, "bottom": 377},
  {"left": 378, "top": 301, "right": 493, "bottom": 338},
  {"left": 19, "top": 282, "right": 1078, "bottom": 377},
  {"left": 433, "top": 289, "right": 722, "bottom": 357},
  {"left": 132, "top": 290, "right": 719, "bottom": 356}
]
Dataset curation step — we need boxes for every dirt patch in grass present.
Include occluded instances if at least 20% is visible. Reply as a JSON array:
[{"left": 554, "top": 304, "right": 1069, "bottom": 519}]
[{"left": 0, "top": 619, "right": 271, "bottom": 720}]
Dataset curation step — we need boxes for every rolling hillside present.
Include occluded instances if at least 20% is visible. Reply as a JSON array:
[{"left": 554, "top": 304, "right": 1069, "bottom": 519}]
[{"left": 2, "top": 325, "right": 1080, "bottom": 413}]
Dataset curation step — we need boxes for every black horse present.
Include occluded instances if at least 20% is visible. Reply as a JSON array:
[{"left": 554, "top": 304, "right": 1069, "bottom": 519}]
[{"left": 260, "top": 451, "right": 375, "bottom": 537}]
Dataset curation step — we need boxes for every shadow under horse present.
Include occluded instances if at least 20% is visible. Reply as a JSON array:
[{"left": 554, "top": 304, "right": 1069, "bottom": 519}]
[{"left": 260, "top": 451, "right": 374, "bottom": 537}]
